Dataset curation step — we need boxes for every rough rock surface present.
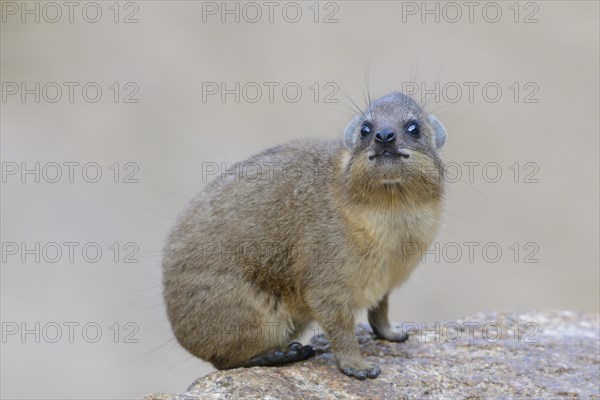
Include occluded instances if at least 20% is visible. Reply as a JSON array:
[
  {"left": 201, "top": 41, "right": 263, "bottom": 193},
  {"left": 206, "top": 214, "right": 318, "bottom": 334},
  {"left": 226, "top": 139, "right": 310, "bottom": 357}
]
[{"left": 144, "top": 311, "right": 600, "bottom": 399}]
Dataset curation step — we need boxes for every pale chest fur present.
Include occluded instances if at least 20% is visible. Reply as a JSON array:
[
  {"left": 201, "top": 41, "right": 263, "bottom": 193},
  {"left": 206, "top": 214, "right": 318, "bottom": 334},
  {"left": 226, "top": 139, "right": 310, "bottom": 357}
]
[{"left": 346, "top": 202, "right": 442, "bottom": 309}]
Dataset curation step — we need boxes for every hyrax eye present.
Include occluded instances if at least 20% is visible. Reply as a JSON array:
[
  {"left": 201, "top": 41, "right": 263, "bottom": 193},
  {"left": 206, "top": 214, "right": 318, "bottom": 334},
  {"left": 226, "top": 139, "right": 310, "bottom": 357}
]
[
  {"left": 406, "top": 122, "right": 420, "bottom": 138},
  {"left": 360, "top": 124, "right": 371, "bottom": 138}
]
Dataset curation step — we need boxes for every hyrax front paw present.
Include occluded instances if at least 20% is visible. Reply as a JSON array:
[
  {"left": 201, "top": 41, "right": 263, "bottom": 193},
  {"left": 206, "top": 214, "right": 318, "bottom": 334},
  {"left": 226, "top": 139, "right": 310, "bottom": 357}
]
[{"left": 338, "top": 358, "right": 381, "bottom": 380}]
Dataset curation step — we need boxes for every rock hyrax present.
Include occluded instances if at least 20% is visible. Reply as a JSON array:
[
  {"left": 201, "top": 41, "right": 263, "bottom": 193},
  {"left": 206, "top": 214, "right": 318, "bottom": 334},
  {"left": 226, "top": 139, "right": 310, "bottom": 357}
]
[{"left": 163, "top": 91, "right": 447, "bottom": 379}]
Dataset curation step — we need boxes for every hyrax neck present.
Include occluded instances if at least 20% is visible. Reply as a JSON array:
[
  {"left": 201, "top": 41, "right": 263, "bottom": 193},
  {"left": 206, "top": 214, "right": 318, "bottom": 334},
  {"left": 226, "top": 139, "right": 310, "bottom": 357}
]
[{"left": 341, "top": 192, "right": 443, "bottom": 254}]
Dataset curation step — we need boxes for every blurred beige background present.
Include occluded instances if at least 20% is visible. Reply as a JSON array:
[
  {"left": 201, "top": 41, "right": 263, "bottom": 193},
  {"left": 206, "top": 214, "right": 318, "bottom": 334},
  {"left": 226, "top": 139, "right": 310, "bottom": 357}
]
[{"left": 1, "top": 1, "right": 598, "bottom": 398}]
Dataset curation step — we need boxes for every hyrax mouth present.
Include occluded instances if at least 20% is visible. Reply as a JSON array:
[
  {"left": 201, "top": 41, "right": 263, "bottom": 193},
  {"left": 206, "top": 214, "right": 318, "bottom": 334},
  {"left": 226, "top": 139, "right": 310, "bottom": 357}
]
[{"left": 368, "top": 148, "right": 410, "bottom": 161}]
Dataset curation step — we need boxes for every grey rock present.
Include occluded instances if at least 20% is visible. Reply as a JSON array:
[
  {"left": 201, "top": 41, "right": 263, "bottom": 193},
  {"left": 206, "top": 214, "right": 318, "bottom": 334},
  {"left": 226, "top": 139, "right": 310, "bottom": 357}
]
[{"left": 144, "top": 311, "right": 600, "bottom": 399}]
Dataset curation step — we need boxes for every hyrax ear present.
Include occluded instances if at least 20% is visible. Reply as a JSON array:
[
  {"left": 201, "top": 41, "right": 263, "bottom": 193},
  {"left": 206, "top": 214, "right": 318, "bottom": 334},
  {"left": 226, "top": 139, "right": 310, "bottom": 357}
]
[
  {"left": 344, "top": 116, "right": 361, "bottom": 148},
  {"left": 428, "top": 115, "right": 447, "bottom": 149}
]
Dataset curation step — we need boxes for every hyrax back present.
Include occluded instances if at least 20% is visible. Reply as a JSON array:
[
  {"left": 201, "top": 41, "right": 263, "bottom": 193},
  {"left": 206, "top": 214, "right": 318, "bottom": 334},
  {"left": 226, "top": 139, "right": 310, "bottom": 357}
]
[{"left": 163, "top": 92, "right": 447, "bottom": 379}]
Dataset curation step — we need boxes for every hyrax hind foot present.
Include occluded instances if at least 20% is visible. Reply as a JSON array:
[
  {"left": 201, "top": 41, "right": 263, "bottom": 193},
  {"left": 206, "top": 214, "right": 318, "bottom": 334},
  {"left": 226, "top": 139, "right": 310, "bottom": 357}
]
[
  {"left": 372, "top": 326, "right": 409, "bottom": 343},
  {"left": 244, "top": 342, "right": 316, "bottom": 367},
  {"left": 368, "top": 295, "right": 409, "bottom": 342}
]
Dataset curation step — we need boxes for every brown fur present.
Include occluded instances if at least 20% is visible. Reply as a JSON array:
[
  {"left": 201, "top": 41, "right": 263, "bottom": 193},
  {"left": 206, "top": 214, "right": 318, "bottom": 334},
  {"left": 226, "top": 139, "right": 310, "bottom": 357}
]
[{"left": 162, "top": 92, "right": 446, "bottom": 377}]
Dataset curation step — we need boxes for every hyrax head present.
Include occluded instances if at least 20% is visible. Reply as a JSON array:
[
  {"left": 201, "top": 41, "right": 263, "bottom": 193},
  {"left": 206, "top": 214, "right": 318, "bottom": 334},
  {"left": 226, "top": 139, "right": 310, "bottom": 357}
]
[{"left": 343, "top": 92, "right": 447, "bottom": 187}]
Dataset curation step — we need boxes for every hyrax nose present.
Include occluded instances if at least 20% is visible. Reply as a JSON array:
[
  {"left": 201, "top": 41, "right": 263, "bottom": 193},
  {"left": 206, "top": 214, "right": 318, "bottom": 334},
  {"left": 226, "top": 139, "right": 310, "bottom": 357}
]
[{"left": 375, "top": 129, "right": 396, "bottom": 144}]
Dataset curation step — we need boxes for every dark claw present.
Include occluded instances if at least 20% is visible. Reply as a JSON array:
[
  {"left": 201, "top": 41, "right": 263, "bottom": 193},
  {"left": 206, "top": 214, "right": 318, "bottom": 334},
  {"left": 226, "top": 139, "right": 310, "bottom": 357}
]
[
  {"left": 287, "top": 349, "right": 299, "bottom": 358},
  {"left": 396, "top": 333, "right": 409, "bottom": 342},
  {"left": 341, "top": 364, "right": 381, "bottom": 380},
  {"left": 299, "top": 345, "right": 315, "bottom": 359},
  {"left": 367, "top": 365, "right": 381, "bottom": 379},
  {"left": 264, "top": 350, "right": 284, "bottom": 363},
  {"left": 288, "top": 342, "right": 303, "bottom": 352}
]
